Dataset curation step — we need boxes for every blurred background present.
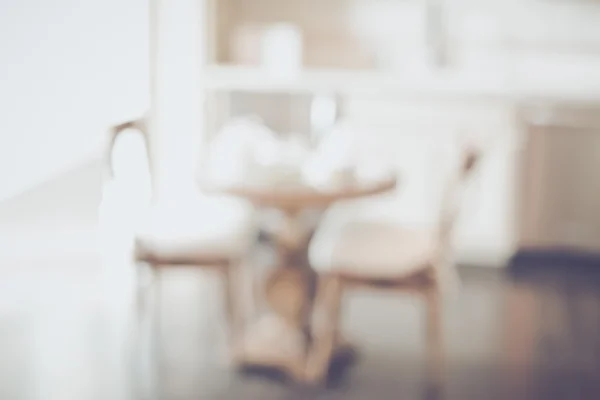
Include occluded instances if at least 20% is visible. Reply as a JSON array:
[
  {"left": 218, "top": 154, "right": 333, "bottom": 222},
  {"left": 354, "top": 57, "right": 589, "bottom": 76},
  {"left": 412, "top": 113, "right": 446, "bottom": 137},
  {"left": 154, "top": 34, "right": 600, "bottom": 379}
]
[{"left": 1, "top": 0, "right": 600, "bottom": 399}]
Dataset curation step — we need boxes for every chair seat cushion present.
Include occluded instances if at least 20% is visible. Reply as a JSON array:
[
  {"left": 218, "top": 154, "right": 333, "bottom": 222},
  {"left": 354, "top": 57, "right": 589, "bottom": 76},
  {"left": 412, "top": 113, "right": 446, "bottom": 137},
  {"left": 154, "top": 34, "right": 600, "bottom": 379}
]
[
  {"left": 134, "top": 195, "right": 257, "bottom": 265},
  {"left": 309, "top": 220, "right": 438, "bottom": 280}
]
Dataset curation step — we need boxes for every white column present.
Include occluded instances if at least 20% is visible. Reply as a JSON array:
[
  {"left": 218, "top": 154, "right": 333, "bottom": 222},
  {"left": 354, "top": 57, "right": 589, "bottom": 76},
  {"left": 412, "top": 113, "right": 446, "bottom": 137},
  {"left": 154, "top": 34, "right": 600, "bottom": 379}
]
[{"left": 151, "top": 0, "right": 206, "bottom": 202}]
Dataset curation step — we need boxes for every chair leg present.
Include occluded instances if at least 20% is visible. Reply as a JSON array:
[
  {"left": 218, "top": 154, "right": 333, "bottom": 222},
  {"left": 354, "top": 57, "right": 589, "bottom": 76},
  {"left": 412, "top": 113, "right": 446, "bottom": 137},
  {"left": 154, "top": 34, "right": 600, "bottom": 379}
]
[
  {"left": 133, "top": 264, "right": 163, "bottom": 400},
  {"left": 305, "top": 275, "right": 343, "bottom": 384},
  {"left": 221, "top": 264, "right": 242, "bottom": 357},
  {"left": 135, "top": 262, "right": 155, "bottom": 319},
  {"left": 425, "top": 287, "right": 444, "bottom": 390}
]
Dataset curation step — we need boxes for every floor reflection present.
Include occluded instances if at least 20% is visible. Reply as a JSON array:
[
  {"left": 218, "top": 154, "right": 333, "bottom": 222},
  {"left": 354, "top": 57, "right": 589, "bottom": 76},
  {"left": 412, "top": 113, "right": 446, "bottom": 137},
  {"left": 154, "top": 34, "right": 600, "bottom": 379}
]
[{"left": 1, "top": 162, "right": 600, "bottom": 400}]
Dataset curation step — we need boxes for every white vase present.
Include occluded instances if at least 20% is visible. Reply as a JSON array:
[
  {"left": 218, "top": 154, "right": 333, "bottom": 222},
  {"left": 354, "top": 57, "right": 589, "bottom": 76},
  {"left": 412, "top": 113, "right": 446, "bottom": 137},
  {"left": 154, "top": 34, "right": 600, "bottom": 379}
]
[{"left": 260, "top": 23, "right": 303, "bottom": 78}]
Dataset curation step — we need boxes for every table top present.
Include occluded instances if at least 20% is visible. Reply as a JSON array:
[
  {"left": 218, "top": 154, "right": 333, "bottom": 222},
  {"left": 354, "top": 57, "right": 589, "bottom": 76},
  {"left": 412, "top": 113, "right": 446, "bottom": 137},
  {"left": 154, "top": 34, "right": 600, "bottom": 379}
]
[{"left": 204, "top": 175, "right": 397, "bottom": 209}]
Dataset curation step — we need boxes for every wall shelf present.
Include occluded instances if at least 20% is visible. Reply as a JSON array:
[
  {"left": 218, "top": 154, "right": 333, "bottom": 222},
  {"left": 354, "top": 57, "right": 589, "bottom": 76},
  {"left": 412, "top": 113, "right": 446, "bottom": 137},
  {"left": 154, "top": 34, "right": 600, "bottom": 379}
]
[{"left": 204, "top": 65, "right": 512, "bottom": 99}]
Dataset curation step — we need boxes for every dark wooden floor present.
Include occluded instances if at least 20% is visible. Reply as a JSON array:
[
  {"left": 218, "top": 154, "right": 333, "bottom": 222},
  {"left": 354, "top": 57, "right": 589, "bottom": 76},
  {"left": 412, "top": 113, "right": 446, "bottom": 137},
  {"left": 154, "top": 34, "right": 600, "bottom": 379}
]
[{"left": 1, "top": 161, "right": 600, "bottom": 400}]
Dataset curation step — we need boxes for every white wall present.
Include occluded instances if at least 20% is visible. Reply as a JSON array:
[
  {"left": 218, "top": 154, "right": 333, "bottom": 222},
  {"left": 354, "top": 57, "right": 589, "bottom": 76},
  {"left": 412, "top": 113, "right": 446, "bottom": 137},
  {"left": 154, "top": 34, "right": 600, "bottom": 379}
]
[{"left": 0, "top": 0, "right": 149, "bottom": 200}]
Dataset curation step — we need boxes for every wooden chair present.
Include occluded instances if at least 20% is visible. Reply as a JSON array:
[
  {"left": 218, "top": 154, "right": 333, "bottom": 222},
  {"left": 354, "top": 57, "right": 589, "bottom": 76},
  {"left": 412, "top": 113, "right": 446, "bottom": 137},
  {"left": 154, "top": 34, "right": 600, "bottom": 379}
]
[
  {"left": 305, "top": 141, "right": 480, "bottom": 384},
  {"left": 104, "top": 117, "right": 258, "bottom": 349}
]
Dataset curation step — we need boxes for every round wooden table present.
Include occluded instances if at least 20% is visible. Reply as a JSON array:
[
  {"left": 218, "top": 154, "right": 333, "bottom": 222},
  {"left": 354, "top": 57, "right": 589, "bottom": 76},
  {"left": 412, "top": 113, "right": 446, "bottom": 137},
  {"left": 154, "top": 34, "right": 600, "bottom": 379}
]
[{"left": 209, "top": 175, "right": 397, "bottom": 381}]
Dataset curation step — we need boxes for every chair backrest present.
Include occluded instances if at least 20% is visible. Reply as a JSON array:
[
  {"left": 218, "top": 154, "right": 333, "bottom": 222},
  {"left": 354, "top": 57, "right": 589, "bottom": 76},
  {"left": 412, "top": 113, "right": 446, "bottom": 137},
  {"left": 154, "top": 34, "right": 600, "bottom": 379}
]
[
  {"left": 105, "top": 117, "right": 153, "bottom": 201},
  {"left": 106, "top": 118, "right": 150, "bottom": 175},
  {"left": 433, "top": 142, "right": 480, "bottom": 283},
  {"left": 438, "top": 146, "right": 479, "bottom": 238}
]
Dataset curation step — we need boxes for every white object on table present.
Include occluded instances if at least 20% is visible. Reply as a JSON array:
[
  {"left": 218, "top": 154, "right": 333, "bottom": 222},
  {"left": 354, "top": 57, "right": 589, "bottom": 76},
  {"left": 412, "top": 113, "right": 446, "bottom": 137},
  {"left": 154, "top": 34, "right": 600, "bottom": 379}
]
[
  {"left": 251, "top": 133, "right": 311, "bottom": 187},
  {"left": 310, "top": 94, "right": 338, "bottom": 145},
  {"left": 206, "top": 117, "right": 279, "bottom": 186},
  {"left": 302, "top": 121, "right": 358, "bottom": 188},
  {"left": 302, "top": 120, "right": 396, "bottom": 189}
]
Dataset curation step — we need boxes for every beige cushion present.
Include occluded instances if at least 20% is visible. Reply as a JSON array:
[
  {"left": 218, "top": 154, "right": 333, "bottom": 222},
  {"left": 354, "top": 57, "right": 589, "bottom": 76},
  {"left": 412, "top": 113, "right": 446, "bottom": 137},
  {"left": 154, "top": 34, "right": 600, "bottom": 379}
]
[
  {"left": 134, "top": 194, "right": 257, "bottom": 264},
  {"left": 310, "top": 220, "right": 438, "bottom": 279}
]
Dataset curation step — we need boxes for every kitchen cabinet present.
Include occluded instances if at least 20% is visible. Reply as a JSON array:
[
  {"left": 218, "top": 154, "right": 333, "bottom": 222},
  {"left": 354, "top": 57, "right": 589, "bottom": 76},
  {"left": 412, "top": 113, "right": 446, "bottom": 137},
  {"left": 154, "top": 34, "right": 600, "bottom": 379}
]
[
  {"left": 196, "top": 0, "right": 600, "bottom": 266},
  {"left": 200, "top": 0, "right": 521, "bottom": 267},
  {"left": 518, "top": 104, "right": 600, "bottom": 254}
]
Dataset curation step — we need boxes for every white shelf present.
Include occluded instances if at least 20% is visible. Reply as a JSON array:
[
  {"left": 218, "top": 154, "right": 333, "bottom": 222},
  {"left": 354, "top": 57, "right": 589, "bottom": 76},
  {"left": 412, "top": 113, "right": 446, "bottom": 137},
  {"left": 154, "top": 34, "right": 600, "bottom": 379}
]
[
  {"left": 204, "top": 65, "right": 513, "bottom": 99},
  {"left": 204, "top": 65, "right": 600, "bottom": 103}
]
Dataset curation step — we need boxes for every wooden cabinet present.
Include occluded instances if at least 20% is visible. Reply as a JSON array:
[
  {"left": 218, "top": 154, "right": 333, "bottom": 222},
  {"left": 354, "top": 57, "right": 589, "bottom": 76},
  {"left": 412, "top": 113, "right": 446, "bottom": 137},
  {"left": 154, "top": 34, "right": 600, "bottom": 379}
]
[{"left": 518, "top": 104, "right": 600, "bottom": 253}]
